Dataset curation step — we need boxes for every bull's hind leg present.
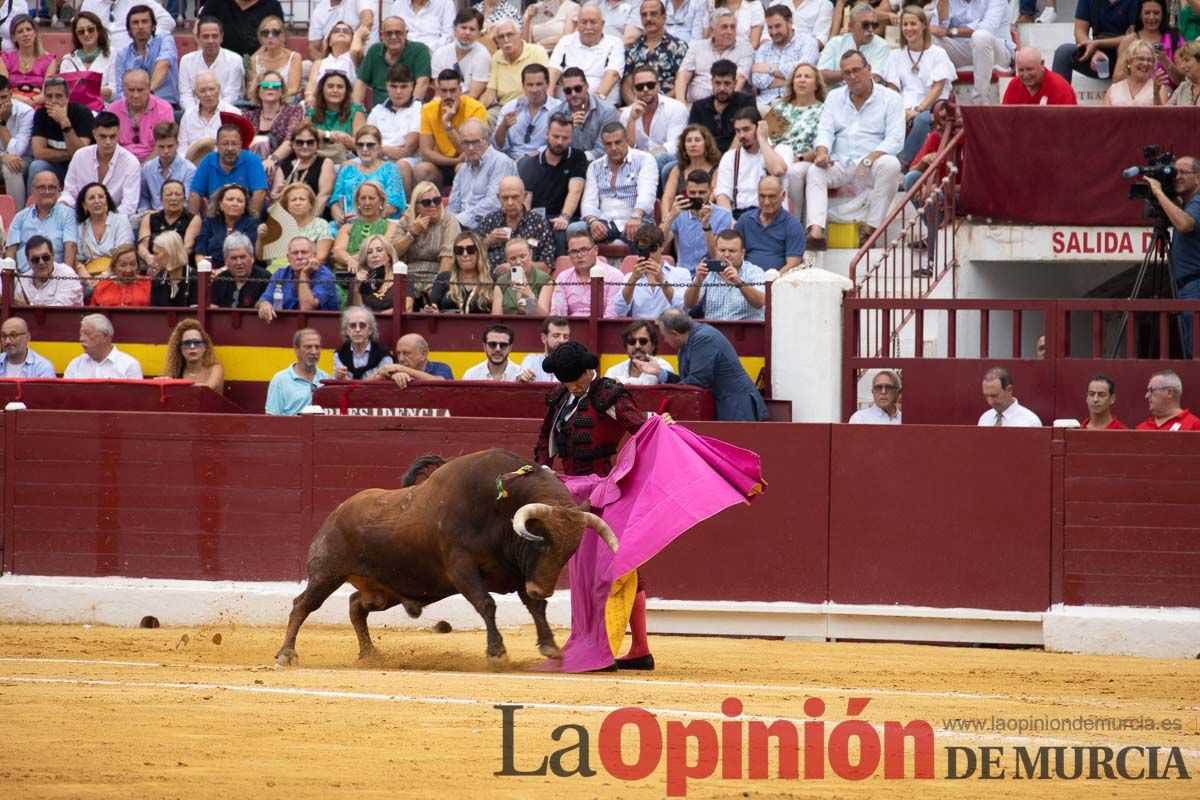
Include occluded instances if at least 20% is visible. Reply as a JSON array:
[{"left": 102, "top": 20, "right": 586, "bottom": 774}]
[
  {"left": 518, "top": 587, "right": 560, "bottom": 659},
  {"left": 348, "top": 586, "right": 401, "bottom": 661},
  {"left": 275, "top": 575, "right": 343, "bottom": 667}
]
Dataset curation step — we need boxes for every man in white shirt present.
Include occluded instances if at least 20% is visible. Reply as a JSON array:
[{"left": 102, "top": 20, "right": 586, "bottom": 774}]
[
  {"left": 0, "top": 316, "right": 56, "bottom": 379},
  {"left": 605, "top": 320, "right": 674, "bottom": 384},
  {"left": 548, "top": 5, "right": 625, "bottom": 103},
  {"left": 366, "top": 62, "right": 423, "bottom": 170},
  {"left": 179, "top": 17, "right": 245, "bottom": 113},
  {"left": 714, "top": 107, "right": 791, "bottom": 217},
  {"left": 791, "top": 0, "right": 835, "bottom": 46},
  {"left": 752, "top": 5, "right": 820, "bottom": 109},
  {"left": 579, "top": 122, "right": 658, "bottom": 245},
  {"left": 431, "top": 8, "right": 490, "bottom": 100},
  {"left": 177, "top": 72, "right": 241, "bottom": 155},
  {"left": 978, "top": 366, "right": 1042, "bottom": 427},
  {"left": 5, "top": 236, "right": 84, "bottom": 307},
  {"left": 64, "top": 314, "right": 144, "bottom": 379},
  {"left": 0, "top": 77, "right": 34, "bottom": 210},
  {"left": 591, "top": 0, "right": 643, "bottom": 45},
  {"left": 930, "top": 0, "right": 1015, "bottom": 105},
  {"left": 518, "top": 316, "right": 570, "bottom": 382},
  {"left": 817, "top": 4, "right": 892, "bottom": 87},
  {"left": 619, "top": 64, "right": 687, "bottom": 185},
  {"left": 463, "top": 324, "right": 522, "bottom": 381},
  {"left": 390, "top": 0, "right": 454, "bottom": 51},
  {"left": 805, "top": 51, "right": 904, "bottom": 250},
  {"left": 309, "top": 0, "right": 376, "bottom": 61},
  {"left": 849, "top": 369, "right": 902, "bottom": 424}
]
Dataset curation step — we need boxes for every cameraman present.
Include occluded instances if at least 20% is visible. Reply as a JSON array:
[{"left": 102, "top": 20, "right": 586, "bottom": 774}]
[{"left": 1146, "top": 156, "right": 1200, "bottom": 351}]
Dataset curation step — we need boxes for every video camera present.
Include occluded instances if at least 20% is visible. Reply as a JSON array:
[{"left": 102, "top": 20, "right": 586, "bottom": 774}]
[{"left": 1124, "top": 145, "right": 1177, "bottom": 208}]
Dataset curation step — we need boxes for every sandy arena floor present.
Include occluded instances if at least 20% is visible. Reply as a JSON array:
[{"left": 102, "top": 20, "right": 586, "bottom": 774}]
[{"left": 0, "top": 622, "right": 1198, "bottom": 798}]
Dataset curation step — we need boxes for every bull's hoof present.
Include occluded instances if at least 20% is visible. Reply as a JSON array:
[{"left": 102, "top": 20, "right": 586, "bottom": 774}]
[
  {"left": 356, "top": 645, "right": 379, "bottom": 662},
  {"left": 275, "top": 648, "right": 299, "bottom": 667},
  {"left": 403, "top": 601, "right": 424, "bottom": 618},
  {"left": 538, "top": 642, "right": 562, "bottom": 659}
]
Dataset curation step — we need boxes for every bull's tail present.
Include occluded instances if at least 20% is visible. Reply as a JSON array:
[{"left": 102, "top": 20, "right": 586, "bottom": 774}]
[{"left": 401, "top": 454, "right": 449, "bottom": 487}]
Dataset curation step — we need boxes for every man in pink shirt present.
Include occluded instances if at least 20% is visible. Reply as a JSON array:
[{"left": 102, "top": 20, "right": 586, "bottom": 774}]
[
  {"left": 109, "top": 69, "right": 174, "bottom": 162},
  {"left": 550, "top": 231, "right": 625, "bottom": 317}
]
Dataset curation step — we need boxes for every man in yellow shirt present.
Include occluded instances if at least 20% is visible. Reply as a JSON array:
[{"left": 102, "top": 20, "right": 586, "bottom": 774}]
[
  {"left": 479, "top": 20, "right": 549, "bottom": 119},
  {"left": 417, "top": 69, "right": 488, "bottom": 188}
]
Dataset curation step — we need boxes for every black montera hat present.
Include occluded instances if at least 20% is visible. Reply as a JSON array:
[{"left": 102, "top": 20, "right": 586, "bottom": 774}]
[{"left": 542, "top": 341, "right": 599, "bottom": 383}]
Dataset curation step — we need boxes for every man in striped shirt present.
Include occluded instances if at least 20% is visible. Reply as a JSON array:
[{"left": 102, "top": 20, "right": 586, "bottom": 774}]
[{"left": 577, "top": 122, "right": 658, "bottom": 246}]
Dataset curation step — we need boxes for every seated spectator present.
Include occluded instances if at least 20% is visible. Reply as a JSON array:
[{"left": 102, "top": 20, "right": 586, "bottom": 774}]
[
  {"left": 91, "top": 243, "right": 150, "bottom": 307},
  {"left": 605, "top": 319, "right": 674, "bottom": 384},
  {"left": 736, "top": 176, "right": 804, "bottom": 270},
  {"left": 428, "top": 231, "right": 496, "bottom": 313},
  {"left": 391, "top": 180, "right": 460, "bottom": 298},
  {"left": 210, "top": 232, "right": 271, "bottom": 308},
  {"left": 2, "top": 15, "right": 59, "bottom": 106},
  {"left": 619, "top": 64, "right": 688, "bottom": 184},
  {"left": 522, "top": 0, "right": 580, "bottom": 51},
  {"left": 5, "top": 170, "right": 77, "bottom": 274},
  {"left": 518, "top": 113, "right": 586, "bottom": 255},
  {"left": 883, "top": 7, "right": 953, "bottom": 168},
  {"left": 495, "top": 64, "right": 564, "bottom": 160},
  {"left": 263, "top": 183, "right": 334, "bottom": 272},
  {"left": 1104, "top": 41, "right": 1170, "bottom": 105},
  {"left": 594, "top": 0, "right": 644, "bottom": 44},
  {"left": 28, "top": 77, "right": 94, "bottom": 193},
  {"left": 1169, "top": 41, "right": 1200, "bottom": 107},
  {"left": 1080, "top": 374, "right": 1126, "bottom": 429},
  {"left": 0, "top": 76, "right": 35, "bottom": 212},
  {"left": 683, "top": 229, "right": 766, "bottom": 320},
  {"left": 308, "top": 0, "right": 377, "bottom": 65},
  {"left": 482, "top": 20, "right": 550, "bottom": 113},
  {"left": 776, "top": 63, "right": 826, "bottom": 216},
  {"left": 417, "top": 69, "right": 487, "bottom": 189},
  {"left": 76, "top": 182, "right": 135, "bottom": 277},
  {"left": 462, "top": 322, "right": 522, "bottom": 380},
  {"left": 676, "top": 10, "right": 754, "bottom": 104},
  {"left": 685, "top": 60, "right": 757, "bottom": 154},
  {"left": 849, "top": 369, "right": 902, "bottom": 424},
  {"left": 547, "top": 5, "right": 623, "bottom": 103},
  {"left": 663, "top": 168, "right": 733, "bottom": 274},
  {"left": 59, "top": 12, "right": 115, "bottom": 107},
  {"left": 805, "top": 51, "right": 904, "bottom": 250},
  {"left": 332, "top": 180, "right": 401, "bottom": 275},
  {"left": 550, "top": 230, "right": 624, "bottom": 315},
  {"left": 330, "top": 125, "right": 408, "bottom": 229},
  {"left": 1114, "top": 0, "right": 1183, "bottom": 92},
  {"left": 517, "top": 314, "right": 569, "bottom": 381},
  {"left": 257, "top": 237, "right": 341, "bottom": 321},
  {"left": 611, "top": 222, "right": 690, "bottom": 318},
  {"left": 246, "top": 70, "right": 306, "bottom": 166},
  {"left": 63, "top": 313, "right": 144, "bottom": 379},
  {"left": 450, "top": 119, "right": 517, "bottom": 230},
  {"left": 247, "top": 15, "right": 303, "bottom": 104},
  {"left": 1051, "top": 0, "right": 1138, "bottom": 84},
  {"left": 159, "top": 319, "right": 224, "bottom": 392},
  {"left": 357, "top": 16, "right": 432, "bottom": 108},
  {"left": 87, "top": 0, "right": 173, "bottom": 55},
  {"left": 900, "top": 97, "right": 956, "bottom": 276},
  {"left": 433, "top": 10, "right": 490, "bottom": 100},
  {"left": 476, "top": 0, "right": 521, "bottom": 38},
  {"left": 709, "top": 0, "right": 766, "bottom": 48},
  {"left": 1136, "top": 369, "right": 1200, "bottom": 430},
  {"left": 977, "top": 366, "right": 1042, "bottom": 427},
  {"left": 929, "top": 0, "right": 1012, "bottom": 105},
  {"left": 140, "top": 122, "right": 197, "bottom": 214},
  {"left": 751, "top": 5, "right": 820, "bottom": 109},
  {"left": 305, "top": 23, "right": 365, "bottom": 106},
  {"left": 149, "top": 231, "right": 195, "bottom": 307},
  {"left": 578, "top": 122, "right": 657, "bottom": 246},
  {"left": 178, "top": 72, "right": 241, "bottom": 156},
  {"left": 393, "top": 0, "right": 455, "bottom": 51},
  {"left": 559, "top": 67, "right": 617, "bottom": 161},
  {"left": 138, "top": 179, "right": 200, "bottom": 266},
  {"left": 5, "top": 235, "right": 83, "bottom": 306},
  {"left": 371, "top": 332, "right": 453, "bottom": 386},
  {"left": 0, "top": 316, "right": 56, "bottom": 376},
  {"left": 479, "top": 175, "right": 556, "bottom": 271},
  {"left": 61, "top": 111, "right": 140, "bottom": 217},
  {"left": 270, "top": 122, "right": 336, "bottom": 217},
  {"left": 306, "top": 71, "right": 367, "bottom": 165},
  {"left": 333, "top": 306, "right": 394, "bottom": 380},
  {"left": 715, "top": 107, "right": 791, "bottom": 218},
  {"left": 818, "top": 4, "right": 890, "bottom": 87},
  {"left": 661, "top": 125, "right": 719, "bottom": 206},
  {"left": 110, "top": 68, "right": 173, "bottom": 163},
  {"left": 493, "top": 235, "right": 554, "bottom": 313},
  {"left": 348, "top": 234, "right": 411, "bottom": 313},
  {"left": 366, "top": 63, "right": 424, "bottom": 195},
  {"left": 621, "top": 0, "right": 689, "bottom": 105},
  {"left": 196, "top": 183, "right": 258, "bottom": 271},
  {"left": 790, "top": 0, "right": 835, "bottom": 46},
  {"left": 188, "top": 124, "right": 268, "bottom": 217},
  {"left": 179, "top": 16, "right": 245, "bottom": 114},
  {"left": 265, "top": 328, "right": 328, "bottom": 415},
  {"left": 111, "top": 5, "right": 179, "bottom": 109},
  {"left": 1002, "top": 46, "right": 1078, "bottom": 106}
]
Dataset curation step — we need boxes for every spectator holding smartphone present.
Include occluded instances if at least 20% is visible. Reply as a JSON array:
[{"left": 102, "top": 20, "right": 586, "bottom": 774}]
[
  {"left": 661, "top": 169, "right": 733, "bottom": 275},
  {"left": 610, "top": 222, "right": 690, "bottom": 318}
]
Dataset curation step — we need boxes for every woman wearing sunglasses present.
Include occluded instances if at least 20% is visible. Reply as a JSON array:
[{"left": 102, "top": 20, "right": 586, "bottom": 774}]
[
  {"left": 246, "top": 70, "right": 305, "bottom": 168},
  {"left": 59, "top": 12, "right": 114, "bottom": 106},
  {"left": 427, "top": 230, "right": 494, "bottom": 313},
  {"left": 248, "top": 16, "right": 302, "bottom": 104},
  {"left": 390, "top": 180, "right": 461, "bottom": 304},
  {"left": 348, "top": 234, "right": 411, "bottom": 313},
  {"left": 270, "top": 121, "right": 336, "bottom": 216},
  {"left": 160, "top": 319, "right": 224, "bottom": 394},
  {"left": 305, "top": 22, "right": 364, "bottom": 107},
  {"left": 329, "top": 125, "right": 407, "bottom": 230}
]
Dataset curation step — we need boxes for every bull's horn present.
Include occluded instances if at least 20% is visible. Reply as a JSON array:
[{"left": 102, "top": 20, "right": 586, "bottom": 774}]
[
  {"left": 579, "top": 512, "right": 619, "bottom": 554},
  {"left": 512, "top": 503, "right": 552, "bottom": 542}
]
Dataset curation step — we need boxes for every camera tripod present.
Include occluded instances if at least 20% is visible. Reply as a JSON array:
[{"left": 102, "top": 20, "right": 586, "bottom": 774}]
[{"left": 1108, "top": 216, "right": 1181, "bottom": 359}]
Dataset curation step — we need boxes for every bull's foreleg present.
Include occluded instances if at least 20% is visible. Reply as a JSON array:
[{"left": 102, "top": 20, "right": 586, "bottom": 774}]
[
  {"left": 518, "top": 587, "right": 560, "bottom": 659},
  {"left": 349, "top": 589, "right": 401, "bottom": 661},
  {"left": 275, "top": 575, "right": 343, "bottom": 667},
  {"left": 445, "top": 556, "right": 506, "bottom": 661}
]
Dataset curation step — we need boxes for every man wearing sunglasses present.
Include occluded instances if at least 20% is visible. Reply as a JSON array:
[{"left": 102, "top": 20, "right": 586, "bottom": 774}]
[
  {"left": 558, "top": 68, "right": 616, "bottom": 162},
  {"left": 494, "top": 63, "right": 563, "bottom": 160},
  {"left": 355, "top": 16, "right": 431, "bottom": 109},
  {"left": 604, "top": 320, "right": 674, "bottom": 385},
  {"left": 816, "top": 4, "right": 891, "bottom": 87},
  {"left": 310, "top": 0, "right": 376, "bottom": 64},
  {"left": 619, "top": 65, "right": 687, "bottom": 187},
  {"left": 462, "top": 324, "right": 522, "bottom": 382},
  {"left": 193, "top": 0, "right": 284, "bottom": 57},
  {"left": 930, "top": 0, "right": 1014, "bottom": 105},
  {"left": 179, "top": 16, "right": 245, "bottom": 113},
  {"left": 3, "top": 236, "right": 83, "bottom": 307},
  {"left": 849, "top": 369, "right": 902, "bottom": 424},
  {"left": 109, "top": 69, "right": 173, "bottom": 162}
]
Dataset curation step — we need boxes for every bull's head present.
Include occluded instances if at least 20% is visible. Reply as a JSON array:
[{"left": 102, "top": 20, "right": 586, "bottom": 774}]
[{"left": 511, "top": 503, "right": 619, "bottom": 599}]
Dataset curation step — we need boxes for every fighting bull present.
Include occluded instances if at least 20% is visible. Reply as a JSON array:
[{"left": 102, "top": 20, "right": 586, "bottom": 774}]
[{"left": 274, "top": 449, "right": 618, "bottom": 666}]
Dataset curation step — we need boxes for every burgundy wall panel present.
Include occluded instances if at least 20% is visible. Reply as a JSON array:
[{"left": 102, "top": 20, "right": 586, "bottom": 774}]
[{"left": 828, "top": 425, "right": 1053, "bottom": 611}]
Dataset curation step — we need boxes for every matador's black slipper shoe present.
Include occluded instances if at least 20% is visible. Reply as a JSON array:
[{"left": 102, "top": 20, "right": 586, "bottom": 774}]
[
  {"left": 588, "top": 662, "right": 619, "bottom": 672},
  {"left": 616, "top": 654, "right": 655, "bottom": 671}
]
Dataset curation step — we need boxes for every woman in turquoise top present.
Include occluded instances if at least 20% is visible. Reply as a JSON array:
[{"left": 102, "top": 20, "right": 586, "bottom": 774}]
[
  {"left": 329, "top": 125, "right": 407, "bottom": 231},
  {"left": 306, "top": 71, "right": 365, "bottom": 164}
]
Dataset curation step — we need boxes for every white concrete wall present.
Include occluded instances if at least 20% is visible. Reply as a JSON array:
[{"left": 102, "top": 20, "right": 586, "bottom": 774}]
[{"left": 770, "top": 268, "right": 853, "bottom": 422}]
